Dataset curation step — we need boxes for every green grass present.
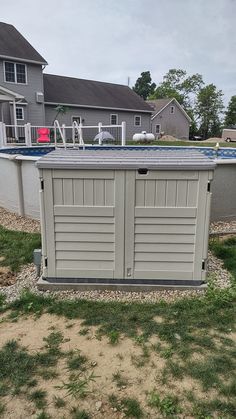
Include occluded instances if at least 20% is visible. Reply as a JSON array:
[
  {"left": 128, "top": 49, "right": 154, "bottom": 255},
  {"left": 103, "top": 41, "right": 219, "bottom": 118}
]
[
  {"left": 70, "top": 407, "right": 90, "bottom": 419},
  {"left": 127, "top": 139, "right": 236, "bottom": 147},
  {"left": 53, "top": 396, "right": 66, "bottom": 408},
  {"left": 0, "top": 225, "right": 41, "bottom": 272},
  {"left": 121, "top": 398, "right": 143, "bottom": 418},
  {"left": 29, "top": 389, "right": 47, "bottom": 409},
  {"left": 147, "top": 390, "right": 181, "bottom": 417},
  {"left": 210, "top": 236, "right": 236, "bottom": 279},
  {"left": 67, "top": 351, "right": 87, "bottom": 371}
]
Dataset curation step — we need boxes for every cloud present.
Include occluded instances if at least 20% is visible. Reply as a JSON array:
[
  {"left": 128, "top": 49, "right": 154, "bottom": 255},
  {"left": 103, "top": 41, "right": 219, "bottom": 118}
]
[{"left": 0, "top": 0, "right": 235, "bottom": 103}]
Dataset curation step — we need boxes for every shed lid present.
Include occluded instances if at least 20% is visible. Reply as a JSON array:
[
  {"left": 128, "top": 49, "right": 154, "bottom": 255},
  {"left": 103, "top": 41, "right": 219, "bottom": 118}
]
[{"left": 36, "top": 148, "right": 216, "bottom": 170}]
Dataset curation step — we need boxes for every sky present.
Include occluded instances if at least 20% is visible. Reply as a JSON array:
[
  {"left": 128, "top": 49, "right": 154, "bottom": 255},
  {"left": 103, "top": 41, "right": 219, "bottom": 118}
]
[{"left": 1, "top": 0, "right": 235, "bottom": 105}]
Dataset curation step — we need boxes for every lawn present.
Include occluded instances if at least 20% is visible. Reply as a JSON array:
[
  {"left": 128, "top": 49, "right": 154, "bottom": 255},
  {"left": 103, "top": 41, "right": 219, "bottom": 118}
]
[
  {"left": 127, "top": 140, "right": 236, "bottom": 147},
  {"left": 0, "top": 229, "right": 235, "bottom": 418}
]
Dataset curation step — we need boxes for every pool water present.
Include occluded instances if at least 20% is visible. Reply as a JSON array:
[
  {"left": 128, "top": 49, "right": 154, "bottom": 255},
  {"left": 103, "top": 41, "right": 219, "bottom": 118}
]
[{"left": 1, "top": 146, "right": 236, "bottom": 159}]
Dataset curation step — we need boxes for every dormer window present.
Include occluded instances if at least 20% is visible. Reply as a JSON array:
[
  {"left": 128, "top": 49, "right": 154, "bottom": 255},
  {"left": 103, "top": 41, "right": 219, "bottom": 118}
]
[{"left": 4, "top": 61, "right": 27, "bottom": 84}]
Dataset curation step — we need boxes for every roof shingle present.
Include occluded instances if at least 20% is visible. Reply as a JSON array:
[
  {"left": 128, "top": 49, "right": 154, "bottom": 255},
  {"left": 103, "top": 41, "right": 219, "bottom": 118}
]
[
  {"left": 0, "top": 22, "right": 47, "bottom": 64},
  {"left": 43, "top": 74, "right": 153, "bottom": 112}
]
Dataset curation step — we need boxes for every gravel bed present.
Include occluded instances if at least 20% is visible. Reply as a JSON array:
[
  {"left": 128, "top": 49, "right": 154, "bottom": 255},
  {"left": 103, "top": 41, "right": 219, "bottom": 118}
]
[
  {"left": 0, "top": 207, "right": 40, "bottom": 233},
  {"left": 0, "top": 251, "right": 232, "bottom": 304},
  {"left": 0, "top": 208, "right": 234, "bottom": 304},
  {"left": 210, "top": 220, "right": 236, "bottom": 234}
]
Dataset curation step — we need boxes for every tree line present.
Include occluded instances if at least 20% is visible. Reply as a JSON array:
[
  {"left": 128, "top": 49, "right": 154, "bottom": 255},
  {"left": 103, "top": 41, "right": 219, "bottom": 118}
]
[{"left": 133, "top": 70, "right": 236, "bottom": 139}]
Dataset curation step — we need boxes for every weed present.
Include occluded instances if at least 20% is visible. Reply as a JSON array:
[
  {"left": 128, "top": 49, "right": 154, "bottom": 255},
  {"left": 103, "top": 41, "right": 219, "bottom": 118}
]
[
  {"left": 39, "top": 369, "right": 59, "bottom": 380},
  {"left": 108, "top": 330, "right": 120, "bottom": 345},
  {"left": 147, "top": 389, "right": 160, "bottom": 408},
  {"left": 65, "top": 322, "right": 75, "bottom": 329},
  {"left": 121, "top": 397, "right": 143, "bottom": 418},
  {"left": 43, "top": 331, "right": 64, "bottom": 352},
  {"left": 116, "top": 353, "right": 124, "bottom": 361},
  {"left": 0, "top": 402, "right": 5, "bottom": 416},
  {"left": 29, "top": 389, "right": 47, "bottom": 409},
  {"left": 67, "top": 351, "right": 87, "bottom": 371},
  {"left": 220, "top": 379, "right": 236, "bottom": 397},
  {"left": 53, "top": 396, "right": 66, "bottom": 408},
  {"left": 79, "top": 328, "right": 89, "bottom": 336},
  {"left": 108, "top": 394, "right": 122, "bottom": 411},
  {"left": 0, "top": 383, "right": 9, "bottom": 397},
  {"left": 70, "top": 407, "right": 90, "bottom": 419},
  {"left": 147, "top": 390, "right": 180, "bottom": 417},
  {"left": 160, "top": 347, "right": 174, "bottom": 359},
  {"left": 0, "top": 340, "right": 37, "bottom": 394},
  {"left": 112, "top": 371, "right": 128, "bottom": 388},
  {"left": 131, "top": 345, "right": 150, "bottom": 368},
  {"left": 56, "top": 371, "right": 97, "bottom": 398},
  {"left": 36, "top": 412, "right": 51, "bottom": 419}
]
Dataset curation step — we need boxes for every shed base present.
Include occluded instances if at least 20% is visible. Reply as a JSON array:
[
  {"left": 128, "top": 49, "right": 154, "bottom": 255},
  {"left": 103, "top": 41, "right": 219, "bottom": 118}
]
[{"left": 37, "top": 277, "right": 207, "bottom": 292}]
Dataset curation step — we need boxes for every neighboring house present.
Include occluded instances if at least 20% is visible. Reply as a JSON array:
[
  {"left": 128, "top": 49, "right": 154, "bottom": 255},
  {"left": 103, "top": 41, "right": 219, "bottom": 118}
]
[
  {"left": 147, "top": 98, "right": 192, "bottom": 139},
  {"left": 0, "top": 22, "right": 152, "bottom": 139}
]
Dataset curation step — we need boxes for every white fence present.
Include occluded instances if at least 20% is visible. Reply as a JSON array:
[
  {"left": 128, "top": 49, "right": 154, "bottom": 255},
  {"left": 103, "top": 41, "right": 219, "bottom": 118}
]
[{"left": 0, "top": 120, "right": 126, "bottom": 148}]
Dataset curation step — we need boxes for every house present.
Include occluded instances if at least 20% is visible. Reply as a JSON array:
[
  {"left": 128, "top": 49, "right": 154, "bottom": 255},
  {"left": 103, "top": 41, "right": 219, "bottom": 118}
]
[
  {"left": 147, "top": 98, "right": 192, "bottom": 139},
  {"left": 0, "top": 22, "right": 152, "bottom": 140}
]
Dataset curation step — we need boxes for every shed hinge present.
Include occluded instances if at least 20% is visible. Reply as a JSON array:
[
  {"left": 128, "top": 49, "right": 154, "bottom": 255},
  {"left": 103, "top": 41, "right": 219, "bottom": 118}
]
[
  {"left": 44, "top": 257, "right": 48, "bottom": 268},
  {"left": 207, "top": 181, "right": 211, "bottom": 192},
  {"left": 40, "top": 179, "right": 44, "bottom": 190},
  {"left": 202, "top": 260, "right": 206, "bottom": 270}
]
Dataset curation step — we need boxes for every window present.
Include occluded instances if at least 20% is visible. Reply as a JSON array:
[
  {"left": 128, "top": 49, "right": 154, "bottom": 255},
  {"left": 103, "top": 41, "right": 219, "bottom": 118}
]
[
  {"left": 16, "top": 107, "right": 24, "bottom": 120},
  {"left": 155, "top": 124, "right": 161, "bottom": 134},
  {"left": 170, "top": 105, "right": 175, "bottom": 114},
  {"left": 134, "top": 115, "right": 141, "bottom": 126},
  {"left": 4, "top": 61, "right": 27, "bottom": 84},
  {"left": 110, "top": 114, "right": 118, "bottom": 125},
  {"left": 72, "top": 116, "right": 81, "bottom": 124}
]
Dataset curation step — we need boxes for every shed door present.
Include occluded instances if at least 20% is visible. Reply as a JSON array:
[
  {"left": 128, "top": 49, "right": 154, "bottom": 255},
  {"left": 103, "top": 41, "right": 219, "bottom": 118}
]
[
  {"left": 124, "top": 170, "right": 205, "bottom": 281},
  {"left": 46, "top": 169, "right": 125, "bottom": 279}
]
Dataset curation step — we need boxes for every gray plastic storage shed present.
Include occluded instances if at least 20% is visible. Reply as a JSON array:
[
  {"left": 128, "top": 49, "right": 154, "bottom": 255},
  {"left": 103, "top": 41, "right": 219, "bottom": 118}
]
[{"left": 36, "top": 149, "right": 215, "bottom": 290}]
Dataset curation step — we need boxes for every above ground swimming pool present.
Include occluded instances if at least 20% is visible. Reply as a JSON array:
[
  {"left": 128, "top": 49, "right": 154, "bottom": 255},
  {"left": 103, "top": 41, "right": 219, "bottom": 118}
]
[{"left": 0, "top": 145, "right": 236, "bottom": 220}]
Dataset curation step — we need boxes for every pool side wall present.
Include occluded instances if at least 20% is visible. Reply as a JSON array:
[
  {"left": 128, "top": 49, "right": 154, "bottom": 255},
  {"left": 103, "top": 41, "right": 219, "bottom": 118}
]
[{"left": 0, "top": 154, "right": 235, "bottom": 221}]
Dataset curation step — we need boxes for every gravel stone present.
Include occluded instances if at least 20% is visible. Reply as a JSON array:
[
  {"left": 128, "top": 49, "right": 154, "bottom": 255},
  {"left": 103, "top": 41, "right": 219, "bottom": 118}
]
[{"left": 0, "top": 207, "right": 40, "bottom": 233}]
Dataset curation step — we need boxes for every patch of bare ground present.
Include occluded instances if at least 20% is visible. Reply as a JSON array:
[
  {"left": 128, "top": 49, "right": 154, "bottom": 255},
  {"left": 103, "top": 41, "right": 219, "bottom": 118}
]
[
  {"left": 0, "top": 267, "right": 16, "bottom": 286},
  {"left": 0, "top": 314, "right": 229, "bottom": 418}
]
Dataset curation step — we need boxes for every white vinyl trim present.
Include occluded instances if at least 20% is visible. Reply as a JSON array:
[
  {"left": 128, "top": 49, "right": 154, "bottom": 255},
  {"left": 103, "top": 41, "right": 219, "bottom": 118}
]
[{"left": 0, "top": 54, "right": 47, "bottom": 65}]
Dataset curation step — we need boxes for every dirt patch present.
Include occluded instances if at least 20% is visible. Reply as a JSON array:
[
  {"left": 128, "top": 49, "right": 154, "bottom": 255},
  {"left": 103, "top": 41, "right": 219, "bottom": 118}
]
[
  {"left": 0, "top": 313, "right": 228, "bottom": 418},
  {"left": 0, "top": 267, "right": 16, "bottom": 287}
]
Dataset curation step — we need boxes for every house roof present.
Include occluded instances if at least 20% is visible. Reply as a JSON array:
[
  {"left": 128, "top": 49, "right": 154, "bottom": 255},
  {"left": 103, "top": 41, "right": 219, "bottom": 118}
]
[
  {"left": 0, "top": 22, "right": 47, "bottom": 65},
  {"left": 146, "top": 98, "right": 192, "bottom": 122},
  {"left": 147, "top": 99, "right": 172, "bottom": 114},
  {"left": 43, "top": 74, "right": 153, "bottom": 112}
]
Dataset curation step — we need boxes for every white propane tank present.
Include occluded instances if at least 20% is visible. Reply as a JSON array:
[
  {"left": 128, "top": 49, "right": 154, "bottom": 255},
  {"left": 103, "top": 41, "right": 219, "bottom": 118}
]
[{"left": 132, "top": 131, "right": 155, "bottom": 141}]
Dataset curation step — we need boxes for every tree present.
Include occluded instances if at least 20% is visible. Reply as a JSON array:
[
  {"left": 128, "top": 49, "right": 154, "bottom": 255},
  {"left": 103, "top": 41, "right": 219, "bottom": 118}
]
[
  {"left": 224, "top": 95, "right": 236, "bottom": 127},
  {"left": 195, "top": 84, "right": 224, "bottom": 139},
  {"left": 133, "top": 71, "right": 156, "bottom": 100},
  {"left": 51, "top": 105, "right": 68, "bottom": 125},
  {"left": 150, "top": 68, "right": 204, "bottom": 108}
]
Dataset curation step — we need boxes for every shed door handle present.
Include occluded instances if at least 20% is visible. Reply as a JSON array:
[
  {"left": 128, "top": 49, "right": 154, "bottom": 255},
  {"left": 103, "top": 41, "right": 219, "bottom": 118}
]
[{"left": 138, "top": 168, "right": 148, "bottom": 175}]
